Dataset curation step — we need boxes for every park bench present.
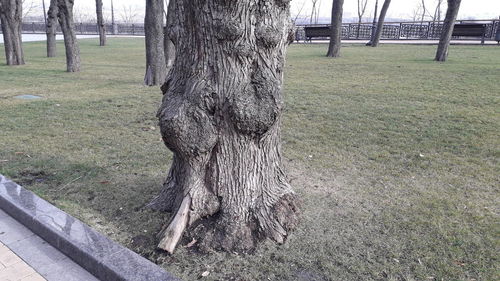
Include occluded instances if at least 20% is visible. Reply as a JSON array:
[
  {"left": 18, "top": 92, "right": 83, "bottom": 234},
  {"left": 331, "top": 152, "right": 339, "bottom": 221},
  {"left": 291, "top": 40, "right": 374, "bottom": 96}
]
[
  {"left": 304, "top": 25, "right": 331, "bottom": 41},
  {"left": 452, "top": 23, "right": 486, "bottom": 44}
]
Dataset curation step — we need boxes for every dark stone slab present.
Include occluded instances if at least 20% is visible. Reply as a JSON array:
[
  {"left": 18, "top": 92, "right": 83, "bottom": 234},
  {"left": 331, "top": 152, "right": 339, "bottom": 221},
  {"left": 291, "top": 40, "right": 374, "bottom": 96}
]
[
  {"left": 0, "top": 174, "right": 179, "bottom": 281},
  {"left": 99, "top": 248, "right": 178, "bottom": 281}
]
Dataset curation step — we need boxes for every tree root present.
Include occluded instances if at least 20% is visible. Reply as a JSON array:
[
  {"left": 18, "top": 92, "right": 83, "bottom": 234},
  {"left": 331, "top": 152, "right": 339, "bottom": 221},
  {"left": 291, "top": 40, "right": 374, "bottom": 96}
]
[{"left": 157, "top": 195, "right": 191, "bottom": 254}]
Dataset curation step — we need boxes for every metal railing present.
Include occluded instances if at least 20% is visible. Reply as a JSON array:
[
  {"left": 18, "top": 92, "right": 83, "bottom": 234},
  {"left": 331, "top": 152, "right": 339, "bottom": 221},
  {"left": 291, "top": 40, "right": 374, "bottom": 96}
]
[
  {"left": 1, "top": 22, "right": 146, "bottom": 36},
  {"left": 296, "top": 19, "right": 499, "bottom": 41}
]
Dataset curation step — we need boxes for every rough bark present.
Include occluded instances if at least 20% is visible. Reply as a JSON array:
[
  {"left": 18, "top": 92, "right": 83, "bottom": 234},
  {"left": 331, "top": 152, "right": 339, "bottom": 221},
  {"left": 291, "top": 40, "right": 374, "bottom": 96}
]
[
  {"left": 163, "top": 0, "right": 176, "bottom": 76},
  {"left": 326, "top": 0, "right": 344, "bottom": 57},
  {"left": 57, "top": 0, "right": 80, "bottom": 72},
  {"left": 370, "top": 0, "right": 391, "bottom": 47},
  {"left": 95, "top": 0, "right": 106, "bottom": 46},
  {"left": 0, "top": 0, "right": 25, "bottom": 65},
  {"left": 435, "top": 0, "right": 461, "bottom": 62},
  {"left": 149, "top": 0, "right": 299, "bottom": 254},
  {"left": 46, "top": 0, "right": 58, "bottom": 57},
  {"left": 144, "top": 0, "right": 166, "bottom": 86}
]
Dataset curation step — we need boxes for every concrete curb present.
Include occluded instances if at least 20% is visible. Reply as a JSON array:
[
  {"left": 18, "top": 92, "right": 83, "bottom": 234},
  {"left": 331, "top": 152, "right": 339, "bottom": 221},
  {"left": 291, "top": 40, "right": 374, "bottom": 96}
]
[{"left": 0, "top": 174, "right": 179, "bottom": 281}]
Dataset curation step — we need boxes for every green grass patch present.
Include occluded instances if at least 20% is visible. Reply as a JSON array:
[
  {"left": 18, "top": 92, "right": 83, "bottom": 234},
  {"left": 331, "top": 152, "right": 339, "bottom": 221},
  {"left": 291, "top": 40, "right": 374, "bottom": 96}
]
[{"left": 1, "top": 39, "right": 499, "bottom": 280}]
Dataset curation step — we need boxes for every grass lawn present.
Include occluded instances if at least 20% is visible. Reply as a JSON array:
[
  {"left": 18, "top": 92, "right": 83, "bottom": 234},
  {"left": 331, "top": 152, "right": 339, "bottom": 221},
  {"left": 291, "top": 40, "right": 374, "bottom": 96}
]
[{"left": 0, "top": 39, "right": 498, "bottom": 281}]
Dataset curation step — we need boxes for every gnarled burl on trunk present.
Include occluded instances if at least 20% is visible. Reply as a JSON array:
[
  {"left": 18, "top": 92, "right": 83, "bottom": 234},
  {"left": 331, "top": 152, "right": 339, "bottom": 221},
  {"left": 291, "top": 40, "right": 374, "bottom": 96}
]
[{"left": 149, "top": 0, "right": 300, "bottom": 254}]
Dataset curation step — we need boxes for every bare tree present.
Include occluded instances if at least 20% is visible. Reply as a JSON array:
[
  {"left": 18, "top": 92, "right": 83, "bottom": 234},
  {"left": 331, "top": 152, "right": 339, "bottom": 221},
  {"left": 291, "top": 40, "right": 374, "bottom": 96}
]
[
  {"left": 0, "top": 0, "right": 25, "bottom": 65},
  {"left": 315, "top": 0, "right": 322, "bottom": 24},
  {"left": 432, "top": 0, "right": 444, "bottom": 21},
  {"left": 150, "top": 0, "right": 299, "bottom": 254},
  {"left": 411, "top": 5, "right": 421, "bottom": 21},
  {"left": 435, "top": 0, "right": 462, "bottom": 61},
  {"left": 143, "top": 0, "right": 165, "bottom": 86},
  {"left": 420, "top": 0, "right": 427, "bottom": 26},
  {"left": 366, "top": 0, "right": 378, "bottom": 45},
  {"left": 95, "top": 0, "right": 106, "bottom": 46},
  {"left": 292, "top": 0, "right": 307, "bottom": 24},
  {"left": 73, "top": 6, "right": 95, "bottom": 23},
  {"left": 370, "top": 0, "right": 391, "bottom": 47},
  {"left": 57, "top": 0, "right": 80, "bottom": 72},
  {"left": 46, "top": 0, "right": 57, "bottom": 57},
  {"left": 326, "top": 0, "right": 344, "bottom": 57},
  {"left": 22, "top": 0, "right": 38, "bottom": 19},
  {"left": 357, "top": 0, "right": 368, "bottom": 38},
  {"left": 430, "top": 0, "right": 445, "bottom": 36},
  {"left": 310, "top": 0, "right": 318, "bottom": 24},
  {"left": 110, "top": 0, "right": 117, "bottom": 34},
  {"left": 119, "top": 5, "right": 139, "bottom": 24},
  {"left": 42, "top": 0, "right": 47, "bottom": 23}
]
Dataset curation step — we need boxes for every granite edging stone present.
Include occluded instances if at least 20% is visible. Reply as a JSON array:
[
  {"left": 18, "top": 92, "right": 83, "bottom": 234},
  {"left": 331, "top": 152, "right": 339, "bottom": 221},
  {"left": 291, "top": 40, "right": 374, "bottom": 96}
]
[{"left": 0, "top": 174, "right": 179, "bottom": 281}]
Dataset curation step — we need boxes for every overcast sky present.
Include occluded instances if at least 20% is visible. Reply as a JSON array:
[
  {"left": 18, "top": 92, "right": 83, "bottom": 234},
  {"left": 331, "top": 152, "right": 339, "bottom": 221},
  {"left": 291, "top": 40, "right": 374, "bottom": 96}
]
[{"left": 33, "top": 0, "right": 500, "bottom": 22}]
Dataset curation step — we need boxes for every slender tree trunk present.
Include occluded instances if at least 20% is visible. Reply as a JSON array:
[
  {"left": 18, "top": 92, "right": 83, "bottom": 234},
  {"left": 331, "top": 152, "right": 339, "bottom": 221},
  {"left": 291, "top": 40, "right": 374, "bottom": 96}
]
[
  {"left": 356, "top": 18, "right": 362, "bottom": 39},
  {"left": 326, "top": 0, "right": 344, "bottom": 57},
  {"left": 366, "top": 0, "right": 378, "bottom": 46},
  {"left": 420, "top": 0, "right": 426, "bottom": 23},
  {"left": 150, "top": 0, "right": 299, "bottom": 254},
  {"left": 310, "top": 0, "right": 317, "bottom": 24},
  {"left": 0, "top": 0, "right": 25, "bottom": 65},
  {"left": 57, "top": 0, "right": 80, "bottom": 72},
  {"left": 144, "top": 0, "right": 166, "bottom": 86},
  {"left": 163, "top": 0, "right": 175, "bottom": 76},
  {"left": 95, "top": 0, "right": 106, "bottom": 46},
  {"left": 420, "top": 0, "right": 426, "bottom": 38},
  {"left": 437, "top": 1, "right": 442, "bottom": 21},
  {"left": 46, "top": 0, "right": 57, "bottom": 57},
  {"left": 111, "top": 0, "right": 117, "bottom": 34},
  {"left": 435, "top": 0, "right": 461, "bottom": 62},
  {"left": 42, "top": 0, "right": 47, "bottom": 25},
  {"left": 356, "top": 0, "right": 367, "bottom": 39},
  {"left": 371, "top": 0, "right": 391, "bottom": 47}
]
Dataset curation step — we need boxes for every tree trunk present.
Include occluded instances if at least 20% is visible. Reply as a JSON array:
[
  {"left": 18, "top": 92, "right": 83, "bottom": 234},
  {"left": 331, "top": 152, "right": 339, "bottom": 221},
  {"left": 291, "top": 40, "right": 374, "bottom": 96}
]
[
  {"left": 366, "top": 0, "right": 378, "bottom": 46},
  {"left": 356, "top": 19, "right": 362, "bottom": 39},
  {"left": 42, "top": 0, "right": 47, "bottom": 25},
  {"left": 326, "top": 0, "right": 344, "bottom": 57},
  {"left": 149, "top": 0, "right": 299, "bottom": 254},
  {"left": 163, "top": 0, "right": 175, "bottom": 75},
  {"left": 435, "top": 0, "right": 461, "bottom": 62},
  {"left": 46, "top": 0, "right": 58, "bottom": 57},
  {"left": 371, "top": 0, "right": 391, "bottom": 47},
  {"left": 0, "top": 0, "right": 25, "bottom": 65},
  {"left": 95, "top": 0, "right": 106, "bottom": 46},
  {"left": 111, "top": 0, "right": 117, "bottom": 35},
  {"left": 144, "top": 0, "right": 166, "bottom": 86},
  {"left": 57, "top": 0, "right": 80, "bottom": 72}
]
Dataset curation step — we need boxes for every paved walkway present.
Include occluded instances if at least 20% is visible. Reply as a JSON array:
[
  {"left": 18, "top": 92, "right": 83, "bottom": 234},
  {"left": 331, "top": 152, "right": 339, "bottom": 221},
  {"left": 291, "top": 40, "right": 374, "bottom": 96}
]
[
  {"left": 0, "top": 241, "right": 45, "bottom": 281},
  {"left": 0, "top": 209, "right": 98, "bottom": 281}
]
